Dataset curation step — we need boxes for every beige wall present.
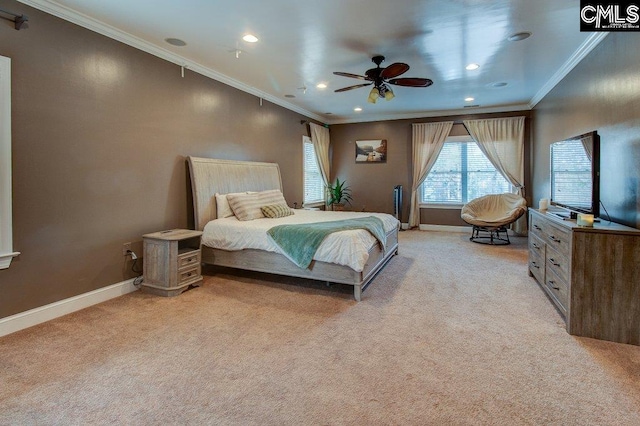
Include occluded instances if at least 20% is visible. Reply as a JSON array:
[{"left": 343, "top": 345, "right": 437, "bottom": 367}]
[
  {"left": 532, "top": 33, "right": 640, "bottom": 229},
  {"left": 0, "top": 1, "right": 313, "bottom": 319},
  {"left": 330, "top": 112, "right": 531, "bottom": 225}
]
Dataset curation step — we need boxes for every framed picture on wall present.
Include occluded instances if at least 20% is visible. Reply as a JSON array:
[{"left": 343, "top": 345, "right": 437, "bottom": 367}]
[{"left": 355, "top": 140, "right": 387, "bottom": 163}]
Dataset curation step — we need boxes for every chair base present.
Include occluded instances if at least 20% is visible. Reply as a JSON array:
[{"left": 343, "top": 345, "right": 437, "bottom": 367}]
[{"left": 469, "top": 225, "right": 510, "bottom": 245}]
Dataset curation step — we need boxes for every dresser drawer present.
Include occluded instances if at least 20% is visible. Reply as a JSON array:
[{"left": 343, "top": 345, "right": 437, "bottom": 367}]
[
  {"left": 529, "top": 248, "right": 545, "bottom": 284},
  {"left": 546, "top": 244, "right": 569, "bottom": 283},
  {"left": 545, "top": 267, "right": 569, "bottom": 314},
  {"left": 178, "top": 249, "right": 200, "bottom": 269},
  {"left": 530, "top": 214, "right": 545, "bottom": 237},
  {"left": 543, "top": 221, "right": 570, "bottom": 257},
  {"left": 529, "top": 233, "right": 545, "bottom": 257}
]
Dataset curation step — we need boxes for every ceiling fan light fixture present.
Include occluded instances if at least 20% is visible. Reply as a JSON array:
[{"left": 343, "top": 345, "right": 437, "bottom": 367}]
[
  {"left": 242, "top": 34, "right": 259, "bottom": 43},
  {"left": 384, "top": 87, "right": 395, "bottom": 101},
  {"left": 316, "top": 83, "right": 327, "bottom": 89}
]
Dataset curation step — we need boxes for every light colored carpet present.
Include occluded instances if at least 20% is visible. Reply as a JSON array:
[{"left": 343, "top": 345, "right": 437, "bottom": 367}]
[{"left": 1, "top": 231, "right": 639, "bottom": 425}]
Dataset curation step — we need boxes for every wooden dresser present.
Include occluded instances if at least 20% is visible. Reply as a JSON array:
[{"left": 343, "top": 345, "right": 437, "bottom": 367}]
[{"left": 528, "top": 209, "right": 640, "bottom": 345}]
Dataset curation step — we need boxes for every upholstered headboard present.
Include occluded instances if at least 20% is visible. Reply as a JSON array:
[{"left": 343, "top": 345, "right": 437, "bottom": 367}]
[{"left": 187, "top": 157, "right": 283, "bottom": 231}]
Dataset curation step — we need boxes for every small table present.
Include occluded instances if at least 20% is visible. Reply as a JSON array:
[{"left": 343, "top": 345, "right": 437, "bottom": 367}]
[{"left": 141, "top": 229, "right": 203, "bottom": 296}]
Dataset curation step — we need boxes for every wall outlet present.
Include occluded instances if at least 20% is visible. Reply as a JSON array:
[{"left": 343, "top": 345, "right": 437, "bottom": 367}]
[{"left": 122, "top": 242, "right": 132, "bottom": 256}]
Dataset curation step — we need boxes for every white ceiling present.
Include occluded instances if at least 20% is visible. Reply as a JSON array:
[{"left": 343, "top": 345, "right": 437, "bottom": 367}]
[{"left": 19, "top": 0, "right": 606, "bottom": 124}]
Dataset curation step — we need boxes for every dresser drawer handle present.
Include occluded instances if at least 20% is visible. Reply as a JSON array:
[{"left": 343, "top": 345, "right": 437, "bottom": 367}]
[
  {"left": 549, "top": 235, "right": 561, "bottom": 243},
  {"left": 533, "top": 225, "right": 542, "bottom": 230},
  {"left": 532, "top": 242, "right": 541, "bottom": 250},
  {"left": 186, "top": 257, "right": 193, "bottom": 262},
  {"left": 531, "top": 261, "right": 540, "bottom": 269},
  {"left": 548, "top": 280, "right": 560, "bottom": 290},
  {"left": 186, "top": 272, "right": 192, "bottom": 277},
  {"left": 549, "top": 258, "right": 560, "bottom": 267}
]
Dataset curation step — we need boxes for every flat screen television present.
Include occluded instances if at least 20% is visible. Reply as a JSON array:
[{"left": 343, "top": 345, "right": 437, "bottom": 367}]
[{"left": 550, "top": 131, "right": 600, "bottom": 217}]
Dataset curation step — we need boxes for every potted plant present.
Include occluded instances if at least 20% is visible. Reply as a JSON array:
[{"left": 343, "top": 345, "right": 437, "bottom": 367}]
[{"left": 326, "top": 178, "right": 353, "bottom": 211}]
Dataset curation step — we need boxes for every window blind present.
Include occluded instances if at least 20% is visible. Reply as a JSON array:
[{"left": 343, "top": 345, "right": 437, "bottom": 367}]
[
  {"left": 303, "top": 137, "right": 325, "bottom": 205},
  {"left": 422, "top": 141, "right": 511, "bottom": 204}
]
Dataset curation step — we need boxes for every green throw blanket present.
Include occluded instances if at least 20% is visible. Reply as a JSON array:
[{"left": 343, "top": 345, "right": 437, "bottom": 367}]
[{"left": 266, "top": 216, "right": 387, "bottom": 269}]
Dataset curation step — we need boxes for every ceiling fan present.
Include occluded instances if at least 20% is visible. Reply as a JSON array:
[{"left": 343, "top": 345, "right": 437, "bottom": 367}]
[{"left": 333, "top": 55, "right": 433, "bottom": 103}]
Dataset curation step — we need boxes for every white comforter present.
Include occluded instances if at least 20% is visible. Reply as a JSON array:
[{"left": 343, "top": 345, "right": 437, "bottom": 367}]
[{"left": 202, "top": 210, "right": 400, "bottom": 272}]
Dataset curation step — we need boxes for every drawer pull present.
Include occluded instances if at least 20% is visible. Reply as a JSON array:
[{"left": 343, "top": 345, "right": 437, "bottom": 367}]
[
  {"left": 548, "top": 280, "right": 560, "bottom": 290},
  {"left": 186, "top": 272, "right": 192, "bottom": 277},
  {"left": 533, "top": 225, "right": 542, "bottom": 230},
  {"left": 532, "top": 242, "right": 541, "bottom": 250},
  {"left": 531, "top": 261, "right": 540, "bottom": 269},
  {"left": 186, "top": 257, "right": 193, "bottom": 262},
  {"left": 549, "top": 235, "right": 561, "bottom": 243},
  {"left": 549, "top": 258, "right": 560, "bottom": 267}
]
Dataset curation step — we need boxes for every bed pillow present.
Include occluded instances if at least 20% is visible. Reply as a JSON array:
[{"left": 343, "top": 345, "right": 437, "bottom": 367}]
[
  {"left": 227, "top": 189, "right": 288, "bottom": 221},
  {"left": 261, "top": 204, "right": 294, "bottom": 219},
  {"left": 214, "top": 192, "right": 250, "bottom": 218}
]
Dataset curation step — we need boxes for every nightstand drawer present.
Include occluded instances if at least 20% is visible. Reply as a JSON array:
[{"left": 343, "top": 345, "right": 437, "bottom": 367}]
[
  {"left": 178, "top": 250, "right": 200, "bottom": 269},
  {"left": 178, "top": 266, "right": 200, "bottom": 285}
]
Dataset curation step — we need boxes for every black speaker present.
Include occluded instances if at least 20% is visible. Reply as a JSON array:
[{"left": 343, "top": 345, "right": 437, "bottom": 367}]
[{"left": 393, "top": 185, "right": 403, "bottom": 221}]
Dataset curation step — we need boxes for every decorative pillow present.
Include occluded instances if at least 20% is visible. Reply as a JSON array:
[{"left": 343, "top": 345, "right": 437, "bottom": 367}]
[
  {"left": 227, "top": 189, "right": 288, "bottom": 221},
  {"left": 261, "top": 204, "right": 294, "bottom": 218}
]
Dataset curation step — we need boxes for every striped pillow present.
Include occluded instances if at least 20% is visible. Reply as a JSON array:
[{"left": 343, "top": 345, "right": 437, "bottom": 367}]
[
  {"left": 261, "top": 204, "right": 294, "bottom": 218},
  {"left": 227, "top": 189, "right": 288, "bottom": 221}
]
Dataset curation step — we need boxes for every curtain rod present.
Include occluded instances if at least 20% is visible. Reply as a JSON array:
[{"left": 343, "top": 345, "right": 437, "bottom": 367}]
[{"left": 0, "top": 8, "right": 28, "bottom": 30}]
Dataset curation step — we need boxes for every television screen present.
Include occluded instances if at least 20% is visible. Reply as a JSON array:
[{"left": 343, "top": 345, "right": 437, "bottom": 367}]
[{"left": 550, "top": 131, "right": 599, "bottom": 217}]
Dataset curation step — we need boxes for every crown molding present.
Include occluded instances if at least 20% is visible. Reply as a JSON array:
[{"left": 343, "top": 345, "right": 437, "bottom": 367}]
[
  {"left": 529, "top": 32, "right": 608, "bottom": 108},
  {"left": 17, "top": 0, "right": 326, "bottom": 123},
  {"left": 325, "top": 103, "right": 532, "bottom": 125}
]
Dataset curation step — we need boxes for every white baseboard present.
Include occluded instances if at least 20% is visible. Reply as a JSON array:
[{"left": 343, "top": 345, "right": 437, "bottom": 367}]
[
  {"left": 419, "top": 224, "right": 472, "bottom": 233},
  {"left": 0, "top": 278, "right": 139, "bottom": 338}
]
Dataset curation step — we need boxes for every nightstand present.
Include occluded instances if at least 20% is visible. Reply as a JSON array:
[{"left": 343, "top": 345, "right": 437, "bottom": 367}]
[{"left": 141, "top": 229, "right": 203, "bottom": 296}]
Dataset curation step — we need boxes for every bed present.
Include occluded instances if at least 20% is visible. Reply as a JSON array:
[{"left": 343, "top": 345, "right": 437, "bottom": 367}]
[{"left": 187, "top": 156, "right": 400, "bottom": 301}]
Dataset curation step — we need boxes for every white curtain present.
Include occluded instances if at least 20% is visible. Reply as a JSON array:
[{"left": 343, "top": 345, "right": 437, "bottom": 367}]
[
  {"left": 464, "top": 116, "right": 526, "bottom": 233},
  {"left": 409, "top": 121, "right": 454, "bottom": 228},
  {"left": 309, "top": 123, "right": 331, "bottom": 187}
]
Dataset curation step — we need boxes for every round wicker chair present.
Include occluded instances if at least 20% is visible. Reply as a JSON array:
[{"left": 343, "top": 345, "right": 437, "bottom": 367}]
[{"left": 461, "top": 193, "right": 527, "bottom": 245}]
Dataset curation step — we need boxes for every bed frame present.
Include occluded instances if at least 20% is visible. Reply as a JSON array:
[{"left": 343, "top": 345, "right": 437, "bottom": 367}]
[{"left": 187, "top": 156, "right": 399, "bottom": 301}]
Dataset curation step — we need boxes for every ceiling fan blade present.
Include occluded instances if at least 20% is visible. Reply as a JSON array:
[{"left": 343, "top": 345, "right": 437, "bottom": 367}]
[
  {"left": 333, "top": 71, "right": 370, "bottom": 81},
  {"left": 388, "top": 77, "right": 433, "bottom": 87},
  {"left": 380, "top": 63, "right": 409, "bottom": 79},
  {"left": 334, "top": 83, "right": 373, "bottom": 92}
]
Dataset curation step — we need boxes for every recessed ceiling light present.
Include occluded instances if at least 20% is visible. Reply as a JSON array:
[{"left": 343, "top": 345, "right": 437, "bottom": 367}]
[
  {"left": 465, "top": 97, "right": 475, "bottom": 102},
  {"left": 508, "top": 32, "right": 531, "bottom": 42},
  {"left": 165, "top": 38, "right": 187, "bottom": 47},
  {"left": 354, "top": 107, "right": 363, "bottom": 112},
  {"left": 284, "top": 94, "right": 295, "bottom": 98},
  {"left": 491, "top": 82, "right": 508, "bottom": 88},
  {"left": 242, "top": 34, "right": 259, "bottom": 43},
  {"left": 316, "top": 83, "right": 327, "bottom": 89},
  {"left": 465, "top": 63, "right": 480, "bottom": 71}
]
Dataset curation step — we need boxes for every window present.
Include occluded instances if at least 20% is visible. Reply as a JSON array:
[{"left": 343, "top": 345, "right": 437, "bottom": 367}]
[
  {"left": 303, "top": 136, "right": 325, "bottom": 205},
  {"left": 421, "top": 136, "right": 512, "bottom": 205}
]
